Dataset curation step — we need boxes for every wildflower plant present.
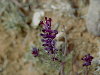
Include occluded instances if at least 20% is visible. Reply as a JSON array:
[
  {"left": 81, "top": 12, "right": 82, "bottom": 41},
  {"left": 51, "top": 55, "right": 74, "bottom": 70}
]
[
  {"left": 32, "top": 17, "right": 70, "bottom": 75},
  {"left": 81, "top": 54, "right": 94, "bottom": 75},
  {"left": 31, "top": 17, "right": 95, "bottom": 75},
  {"left": 81, "top": 54, "right": 94, "bottom": 66}
]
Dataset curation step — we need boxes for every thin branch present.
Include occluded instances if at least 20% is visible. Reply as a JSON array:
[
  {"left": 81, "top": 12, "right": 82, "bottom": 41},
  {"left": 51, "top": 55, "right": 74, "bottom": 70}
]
[
  {"left": 63, "top": 25, "right": 68, "bottom": 56},
  {"left": 59, "top": 25, "right": 68, "bottom": 75}
]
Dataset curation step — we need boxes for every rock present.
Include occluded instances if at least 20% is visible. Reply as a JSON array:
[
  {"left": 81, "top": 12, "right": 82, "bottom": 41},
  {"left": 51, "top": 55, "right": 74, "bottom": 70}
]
[
  {"left": 32, "top": 10, "right": 44, "bottom": 28},
  {"left": 86, "top": 0, "right": 100, "bottom": 36},
  {"left": 56, "top": 32, "right": 65, "bottom": 41}
]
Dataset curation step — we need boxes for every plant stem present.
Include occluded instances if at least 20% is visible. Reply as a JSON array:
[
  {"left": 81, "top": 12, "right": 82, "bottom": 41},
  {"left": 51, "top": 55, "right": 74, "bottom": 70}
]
[
  {"left": 59, "top": 25, "right": 67, "bottom": 75},
  {"left": 59, "top": 25, "right": 69, "bottom": 75},
  {"left": 59, "top": 62, "right": 65, "bottom": 75},
  {"left": 84, "top": 66, "right": 88, "bottom": 75},
  {"left": 61, "top": 63, "right": 65, "bottom": 75},
  {"left": 86, "top": 66, "right": 88, "bottom": 75},
  {"left": 63, "top": 25, "right": 68, "bottom": 56}
]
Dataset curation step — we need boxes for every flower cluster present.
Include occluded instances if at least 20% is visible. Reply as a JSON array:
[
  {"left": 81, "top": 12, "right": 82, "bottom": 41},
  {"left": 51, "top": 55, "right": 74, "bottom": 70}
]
[
  {"left": 81, "top": 54, "right": 93, "bottom": 66},
  {"left": 32, "top": 48, "right": 39, "bottom": 57},
  {"left": 40, "top": 17, "right": 58, "bottom": 54}
]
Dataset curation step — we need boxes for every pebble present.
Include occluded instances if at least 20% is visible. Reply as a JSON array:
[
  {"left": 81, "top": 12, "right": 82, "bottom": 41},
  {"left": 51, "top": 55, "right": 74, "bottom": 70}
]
[{"left": 32, "top": 10, "right": 44, "bottom": 28}]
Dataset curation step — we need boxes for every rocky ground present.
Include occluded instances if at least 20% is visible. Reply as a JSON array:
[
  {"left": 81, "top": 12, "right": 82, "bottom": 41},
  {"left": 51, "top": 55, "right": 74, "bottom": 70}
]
[{"left": 0, "top": 0, "right": 100, "bottom": 75}]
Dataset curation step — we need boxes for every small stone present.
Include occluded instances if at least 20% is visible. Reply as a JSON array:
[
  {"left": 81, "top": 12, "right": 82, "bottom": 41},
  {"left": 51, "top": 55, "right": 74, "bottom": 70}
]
[{"left": 32, "top": 10, "right": 44, "bottom": 28}]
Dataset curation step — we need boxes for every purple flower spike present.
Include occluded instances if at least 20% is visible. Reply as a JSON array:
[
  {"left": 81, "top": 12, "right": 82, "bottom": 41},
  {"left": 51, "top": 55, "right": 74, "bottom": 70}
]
[
  {"left": 32, "top": 48, "right": 39, "bottom": 57},
  {"left": 81, "top": 54, "right": 93, "bottom": 66},
  {"left": 40, "top": 17, "right": 58, "bottom": 54}
]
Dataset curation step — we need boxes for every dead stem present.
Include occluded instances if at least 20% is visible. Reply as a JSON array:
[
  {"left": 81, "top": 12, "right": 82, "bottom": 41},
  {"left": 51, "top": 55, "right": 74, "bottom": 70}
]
[
  {"left": 59, "top": 25, "right": 68, "bottom": 75},
  {"left": 63, "top": 25, "right": 68, "bottom": 56}
]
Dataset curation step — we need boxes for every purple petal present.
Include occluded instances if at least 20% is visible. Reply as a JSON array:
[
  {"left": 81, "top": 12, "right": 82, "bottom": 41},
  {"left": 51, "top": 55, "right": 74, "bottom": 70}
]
[
  {"left": 32, "top": 48, "right": 39, "bottom": 57},
  {"left": 53, "top": 30, "right": 58, "bottom": 34}
]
